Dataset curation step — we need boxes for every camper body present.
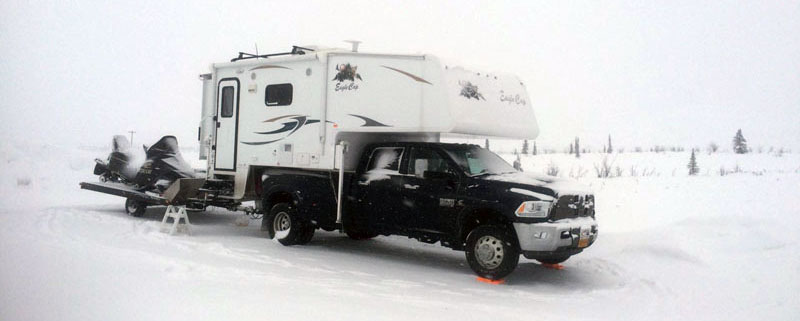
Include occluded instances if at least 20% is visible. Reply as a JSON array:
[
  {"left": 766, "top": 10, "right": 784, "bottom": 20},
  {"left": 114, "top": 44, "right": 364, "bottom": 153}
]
[{"left": 198, "top": 48, "right": 539, "bottom": 200}]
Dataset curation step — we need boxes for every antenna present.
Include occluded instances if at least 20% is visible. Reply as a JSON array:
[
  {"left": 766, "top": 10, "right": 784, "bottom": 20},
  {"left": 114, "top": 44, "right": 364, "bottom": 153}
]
[
  {"left": 255, "top": 43, "right": 259, "bottom": 59},
  {"left": 344, "top": 40, "right": 361, "bottom": 52}
]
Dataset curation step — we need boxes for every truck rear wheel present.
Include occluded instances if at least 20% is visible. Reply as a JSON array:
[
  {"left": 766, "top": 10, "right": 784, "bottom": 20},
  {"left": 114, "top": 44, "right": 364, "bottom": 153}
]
[
  {"left": 465, "top": 225, "right": 520, "bottom": 280},
  {"left": 267, "top": 203, "right": 313, "bottom": 246},
  {"left": 296, "top": 223, "right": 315, "bottom": 245},
  {"left": 125, "top": 198, "right": 146, "bottom": 217}
]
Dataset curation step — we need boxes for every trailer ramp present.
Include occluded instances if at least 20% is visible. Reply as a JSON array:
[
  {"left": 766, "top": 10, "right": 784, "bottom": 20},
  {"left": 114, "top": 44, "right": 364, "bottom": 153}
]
[{"left": 79, "top": 181, "right": 167, "bottom": 206}]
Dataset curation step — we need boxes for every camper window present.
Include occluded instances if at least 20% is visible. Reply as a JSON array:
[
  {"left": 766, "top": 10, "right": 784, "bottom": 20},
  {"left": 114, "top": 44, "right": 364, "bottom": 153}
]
[
  {"left": 265, "top": 83, "right": 293, "bottom": 106},
  {"left": 221, "top": 86, "right": 235, "bottom": 117}
]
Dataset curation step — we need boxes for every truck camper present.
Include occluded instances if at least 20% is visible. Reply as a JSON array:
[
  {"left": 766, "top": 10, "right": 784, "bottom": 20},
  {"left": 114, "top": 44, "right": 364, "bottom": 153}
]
[{"left": 82, "top": 45, "right": 597, "bottom": 279}]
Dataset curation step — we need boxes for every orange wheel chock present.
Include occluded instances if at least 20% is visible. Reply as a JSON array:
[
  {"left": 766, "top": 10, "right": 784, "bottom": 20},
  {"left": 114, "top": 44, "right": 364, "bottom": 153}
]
[
  {"left": 476, "top": 277, "right": 505, "bottom": 285},
  {"left": 541, "top": 263, "right": 564, "bottom": 270}
]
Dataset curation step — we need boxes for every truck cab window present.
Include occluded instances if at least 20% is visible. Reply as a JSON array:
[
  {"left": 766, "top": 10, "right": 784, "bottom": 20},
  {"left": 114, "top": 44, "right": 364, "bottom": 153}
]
[
  {"left": 220, "top": 86, "right": 234, "bottom": 117},
  {"left": 407, "top": 147, "right": 452, "bottom": 178},
  {"left": 366, "top": 147, "right": 403, "bottom": 172},
  {"left": 265, "top": 83, "right": 293, "bottom": 106},
  {"left": 443, "top": 145, "right": 517, "bottom": 176}
]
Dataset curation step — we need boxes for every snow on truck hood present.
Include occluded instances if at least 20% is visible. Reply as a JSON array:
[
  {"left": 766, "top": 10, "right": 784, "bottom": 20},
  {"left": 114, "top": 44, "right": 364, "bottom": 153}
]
[{"left": 484, "top": 172, "right": 593, "bottom": 197}]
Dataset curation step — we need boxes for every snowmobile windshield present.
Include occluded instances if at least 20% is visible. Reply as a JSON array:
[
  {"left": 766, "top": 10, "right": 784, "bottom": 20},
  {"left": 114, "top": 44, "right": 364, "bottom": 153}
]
[
  {"left": 442, "top": 145, "right": 517, "bottom": 177},
  {"left": 112, "top": 135, "right": 130, "bottom": 152},
  {"left": 145, "top": 136, "right": 196, "bottom": 179},
  {"left": 146, "top": 136, "right": 181, "bottom": 159}
]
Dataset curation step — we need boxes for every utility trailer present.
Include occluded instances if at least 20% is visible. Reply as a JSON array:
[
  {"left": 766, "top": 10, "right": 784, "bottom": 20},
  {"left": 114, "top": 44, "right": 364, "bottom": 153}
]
[{"left": 83, "top": 44, "right": 598, "bottom": 279}]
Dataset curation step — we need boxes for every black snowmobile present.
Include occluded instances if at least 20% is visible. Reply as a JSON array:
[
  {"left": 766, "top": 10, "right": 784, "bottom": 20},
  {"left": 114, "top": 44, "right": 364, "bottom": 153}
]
[{"left": 93, "top": 135, "right": 196, "bottom": 192}]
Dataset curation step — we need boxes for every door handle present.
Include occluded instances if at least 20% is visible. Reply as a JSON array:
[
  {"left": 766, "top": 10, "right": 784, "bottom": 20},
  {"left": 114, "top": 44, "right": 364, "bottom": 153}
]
[{"left": 403, "top": 184, "right": 420, "bottom": 190}]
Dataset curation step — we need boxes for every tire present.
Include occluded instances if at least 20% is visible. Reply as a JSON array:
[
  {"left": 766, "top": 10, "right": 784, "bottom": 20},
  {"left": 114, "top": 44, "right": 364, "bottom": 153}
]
[
  {"left": 536, "top": 255, "right": 570, "bottom": 265},
  {"left": 465, "top": 225, "right": 520, "bottom": 280},
  {"left": 296, "top": 225, "right": 315, "bottom": 245},
  {"left": 267, "top": 203, "right": 313, "bottom": 246},
  {"left": 345, "top": 230, "right": 378, "bottom": 240},
  {"left": 343, "top": 210, "right": 377, "bottom": 240},
  {"left": 125, "top": 198, "right": 146, "bottom": 217}
]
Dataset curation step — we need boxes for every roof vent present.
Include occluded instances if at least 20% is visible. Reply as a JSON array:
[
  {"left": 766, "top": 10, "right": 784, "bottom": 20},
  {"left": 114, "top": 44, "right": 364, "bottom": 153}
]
[{"left": 344, "top": 40, "right": 361, "bottom": 52}]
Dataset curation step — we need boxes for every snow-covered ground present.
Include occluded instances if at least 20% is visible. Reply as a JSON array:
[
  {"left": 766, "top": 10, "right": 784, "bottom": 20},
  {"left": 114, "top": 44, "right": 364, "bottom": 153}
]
[{"left": 1, "top": 141, "right": 799, "bottom": 321}]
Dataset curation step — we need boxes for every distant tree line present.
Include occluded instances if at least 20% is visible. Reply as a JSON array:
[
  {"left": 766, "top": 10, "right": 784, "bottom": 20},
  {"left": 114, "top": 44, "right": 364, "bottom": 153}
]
[{"left": 492, "top": 128, "right": 789, "bottom": 157}]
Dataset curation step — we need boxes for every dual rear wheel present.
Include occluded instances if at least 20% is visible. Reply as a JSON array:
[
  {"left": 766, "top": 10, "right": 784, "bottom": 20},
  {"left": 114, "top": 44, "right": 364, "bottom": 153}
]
[{"left": 264, "top": 202, "right": 315, "bottom": 246}]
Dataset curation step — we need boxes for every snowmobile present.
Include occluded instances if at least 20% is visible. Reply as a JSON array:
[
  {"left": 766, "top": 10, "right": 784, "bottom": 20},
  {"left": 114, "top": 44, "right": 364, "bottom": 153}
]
[
  {"left": 83, "top": 134, "right": 241, "bottom": 217},
  {"left": 93, "top": 135, "right": 197, "bottom": 192}
]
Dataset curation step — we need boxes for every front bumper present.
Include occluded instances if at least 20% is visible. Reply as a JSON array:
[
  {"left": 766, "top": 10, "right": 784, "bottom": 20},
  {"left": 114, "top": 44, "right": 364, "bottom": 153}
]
[{"left": 513, "top": 216, "right": 598, "bottom": 258}]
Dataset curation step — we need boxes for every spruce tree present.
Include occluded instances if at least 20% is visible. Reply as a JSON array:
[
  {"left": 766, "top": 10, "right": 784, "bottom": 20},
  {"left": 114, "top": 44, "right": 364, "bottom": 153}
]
[
  {"left": 522, "top": 140, "right": 529, "bottom": 154},
  {"left": 575, "top": 137, "right": 581, "bottom": 158},
  {"left": 533, "top": 141, "right": 538, "bottom": 155},
  {"left": 569, "top": 143, "right": 574, "bottom": 154},
  {"left": 688, "top": 150, "right": 699, "bottom": 175},
  {"left": 607, "top": 135, "right": 613, "bottom": 154},
  {"left": 484, "top": 138, "right": 490, "bottom": 150},
  {"left": 733, "top": 129, "right": 748, "bottom": 154}
]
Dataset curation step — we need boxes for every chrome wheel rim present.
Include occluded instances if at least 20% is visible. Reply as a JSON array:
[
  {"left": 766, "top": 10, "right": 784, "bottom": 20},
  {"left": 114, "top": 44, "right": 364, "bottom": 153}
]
[
  {"left": 273, "top": 212, "right": 291, "bottom": 234},
  {"left": 475, "top": 235, "right": 504, "bottom": 269}
]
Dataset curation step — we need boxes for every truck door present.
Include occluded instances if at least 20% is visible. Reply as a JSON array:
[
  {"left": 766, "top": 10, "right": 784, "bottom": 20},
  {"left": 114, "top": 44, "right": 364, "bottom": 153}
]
[
  {"left": 355, "top": 147, "right": 407, "bottom": 231},
  {"left": 214, "top": 78, "right": 239, "bottom": 171},
  {"left": 401, "top": 147, "right": 461, "bottom": 235}
]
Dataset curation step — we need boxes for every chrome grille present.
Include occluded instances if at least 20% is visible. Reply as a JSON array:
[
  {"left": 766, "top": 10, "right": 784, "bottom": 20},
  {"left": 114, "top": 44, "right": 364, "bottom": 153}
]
[{"left": 551, "top": 194, "right": 595, "bottom": 220}]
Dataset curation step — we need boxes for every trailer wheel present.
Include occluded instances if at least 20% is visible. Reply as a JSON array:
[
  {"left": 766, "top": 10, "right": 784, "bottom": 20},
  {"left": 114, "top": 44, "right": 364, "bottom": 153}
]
[
  {"left": 125, "top": 198, "right": 146, "bottom": 217},
  {"left": 268, "top": 203, "right": 312, "bottom": 246},
  {"left": 465, "top": 225, "right": 520, "bottom": 280}
]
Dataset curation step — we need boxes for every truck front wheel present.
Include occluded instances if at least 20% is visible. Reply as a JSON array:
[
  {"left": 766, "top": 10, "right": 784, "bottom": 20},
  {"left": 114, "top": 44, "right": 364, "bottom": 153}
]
[
  {"left": 267, "top": 203, "right": 314, "bottom": 246},
  {"left": 465, "top": 225, "right": 520, "bottom": 280}
]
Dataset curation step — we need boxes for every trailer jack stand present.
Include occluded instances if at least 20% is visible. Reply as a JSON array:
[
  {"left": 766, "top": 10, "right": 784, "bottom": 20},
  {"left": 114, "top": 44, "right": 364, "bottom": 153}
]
[{"left": 160, "top": 205, "right": 192, "bottom": 235}]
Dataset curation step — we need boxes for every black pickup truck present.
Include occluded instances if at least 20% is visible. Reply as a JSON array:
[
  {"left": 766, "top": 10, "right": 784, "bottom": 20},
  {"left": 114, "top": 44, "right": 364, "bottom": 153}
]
[{"left": 260, "top": 142, "right": 598, "bottom": 279}]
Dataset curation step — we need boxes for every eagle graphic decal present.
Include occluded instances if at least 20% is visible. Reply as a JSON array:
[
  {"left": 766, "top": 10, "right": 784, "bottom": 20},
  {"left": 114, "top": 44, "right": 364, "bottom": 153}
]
[
  {"left": 332, "top": 63, "right": 362, "bottom": 82},
  {"left": 458, "top": 81, "right": 485, "bottom": 100}
]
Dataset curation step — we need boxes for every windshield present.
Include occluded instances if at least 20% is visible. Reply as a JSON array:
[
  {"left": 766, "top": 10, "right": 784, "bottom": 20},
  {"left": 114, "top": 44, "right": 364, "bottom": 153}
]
[{"left": 443, "top": 145, "right": 517, "bottom": 176}]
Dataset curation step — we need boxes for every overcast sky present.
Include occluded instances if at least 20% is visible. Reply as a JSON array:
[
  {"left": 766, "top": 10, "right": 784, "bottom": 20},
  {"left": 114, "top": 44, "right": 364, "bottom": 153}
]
[{"left": 1, "top": 0, "right": 798, "bottom": 152}]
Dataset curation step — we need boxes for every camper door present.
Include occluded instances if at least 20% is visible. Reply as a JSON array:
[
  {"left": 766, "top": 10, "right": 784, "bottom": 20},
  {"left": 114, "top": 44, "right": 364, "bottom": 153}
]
[{"left": 215, "top": 78, "right": 239, "bottom": 171}]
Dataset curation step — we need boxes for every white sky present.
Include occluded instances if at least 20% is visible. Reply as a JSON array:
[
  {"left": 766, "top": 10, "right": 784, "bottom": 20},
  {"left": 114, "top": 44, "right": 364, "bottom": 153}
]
[{"left": 1, "top": 0, "right": 798, "bottom": 151}]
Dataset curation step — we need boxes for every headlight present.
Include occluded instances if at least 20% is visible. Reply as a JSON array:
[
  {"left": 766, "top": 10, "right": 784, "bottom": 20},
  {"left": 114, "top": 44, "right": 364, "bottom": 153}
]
[{"left": 515, "top": 201, "right": 552, "bottom": 218}]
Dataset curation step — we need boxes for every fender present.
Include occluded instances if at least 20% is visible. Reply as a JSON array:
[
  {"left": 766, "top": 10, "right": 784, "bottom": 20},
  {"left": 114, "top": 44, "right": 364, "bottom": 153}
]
[
  {"left": 453, "top": 201, "right": 516, "bottom": 250},
  {"left": 260, "top": 169, "right": 339, "bottom": 230}
]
